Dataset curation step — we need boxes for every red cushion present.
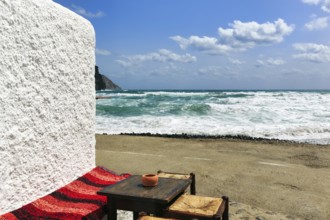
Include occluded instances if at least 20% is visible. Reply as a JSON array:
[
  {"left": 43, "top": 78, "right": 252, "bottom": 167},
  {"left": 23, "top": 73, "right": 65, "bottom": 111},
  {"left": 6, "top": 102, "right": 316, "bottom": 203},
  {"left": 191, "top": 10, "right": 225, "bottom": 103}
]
[{"left": 0, "top": 167, "right": 130, "bottom": 220}]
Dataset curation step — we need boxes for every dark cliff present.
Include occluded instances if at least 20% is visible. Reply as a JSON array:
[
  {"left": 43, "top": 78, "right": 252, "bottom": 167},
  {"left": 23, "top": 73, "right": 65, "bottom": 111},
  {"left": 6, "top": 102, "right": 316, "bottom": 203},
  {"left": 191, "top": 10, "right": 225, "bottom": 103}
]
[{"left": 95, "top": 66, "right": 121, "bottom": 91}]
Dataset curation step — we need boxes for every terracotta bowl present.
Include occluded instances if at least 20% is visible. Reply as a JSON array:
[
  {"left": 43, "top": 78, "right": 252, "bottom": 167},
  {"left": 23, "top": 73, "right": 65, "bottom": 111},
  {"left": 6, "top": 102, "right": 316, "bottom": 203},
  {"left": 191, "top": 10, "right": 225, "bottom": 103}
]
[{"left": 142, "top": 174, "right": 158, "bottom": 187}]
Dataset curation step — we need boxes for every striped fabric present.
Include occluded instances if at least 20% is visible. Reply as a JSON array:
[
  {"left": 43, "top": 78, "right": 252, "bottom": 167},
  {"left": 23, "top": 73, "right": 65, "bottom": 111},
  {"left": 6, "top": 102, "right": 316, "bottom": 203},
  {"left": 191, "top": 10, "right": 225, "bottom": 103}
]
[{"left": 0, "top": 167, "right": 130, "bottom": 220}]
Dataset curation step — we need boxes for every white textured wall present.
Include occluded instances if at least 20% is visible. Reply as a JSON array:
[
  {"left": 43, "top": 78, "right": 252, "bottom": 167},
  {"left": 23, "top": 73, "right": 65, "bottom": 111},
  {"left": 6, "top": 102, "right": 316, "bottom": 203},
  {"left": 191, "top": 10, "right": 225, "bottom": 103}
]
[{"left": 0, "top": 0, "right": 96, "bottom": 214}]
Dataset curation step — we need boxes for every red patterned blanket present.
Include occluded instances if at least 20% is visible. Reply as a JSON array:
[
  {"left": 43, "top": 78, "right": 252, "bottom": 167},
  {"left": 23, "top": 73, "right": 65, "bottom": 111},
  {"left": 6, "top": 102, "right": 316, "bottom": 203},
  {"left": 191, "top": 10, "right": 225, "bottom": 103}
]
[{"left": 0, "top": 167, "right": 130, "bottom": 220}]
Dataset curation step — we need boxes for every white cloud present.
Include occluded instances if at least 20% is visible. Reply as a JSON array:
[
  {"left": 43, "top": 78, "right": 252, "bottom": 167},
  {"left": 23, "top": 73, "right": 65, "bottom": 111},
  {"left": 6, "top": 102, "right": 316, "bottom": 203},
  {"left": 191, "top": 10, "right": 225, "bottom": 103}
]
[
  {"left": 301, "top": 0, "right": 330, "bottom": 13},
  {"left": 197, "top": 66, "right": 239, "bottom": 79},
  {"left": 115, "top": 60, "right": 132, "bottom": 67},
  {"left": 198, "top": 66, "right": 227, "bottom": 76},
  {"left": 305, "top": 16, "right": 329, "bottom": 30},
  {"left": 229, "top": 58, "right": 246, "bottom": 64},
  {"left": 72, "top": 5, "right": 105, "bottom": 18},
  {"left": 170, "top": 36, "right": 232, "bottom": 55},
  {"left": 218, "top": 19, "right": 294, "bottom": 49},
  {"left": 268, "top": 58, "right": 286, "bottom": 65},
  {"left": 116, "top": 60, "right": 131, "bottom": 68},
  {"left": 198, "top": 66, "right": 222, "bottom": 76},
  {"left": 95, "top": 48, "right": 111, "bottom": 56},
  {"left": 302, "top": 0, "right": 322, "bottom": 4},
  {"left": 147, "top": 63, "right": 179, "bottom": 76},
  {"left": 116, "top": 49, "right": 196, "bottom": 67},
  {"left": 293, "top": 43, "right": 330, "bottom": 62},
  {"left": 281, "top": 68, "right": 307, "bottom": 76},
  {"left": 322, "top": 0, "right": 330, "bottom": 12},
  {"left": 171, "top": 19, "right": 294, "bottom": 54},
  {"left": 257, "top": 58, "right": 286, "bottom": 67}
]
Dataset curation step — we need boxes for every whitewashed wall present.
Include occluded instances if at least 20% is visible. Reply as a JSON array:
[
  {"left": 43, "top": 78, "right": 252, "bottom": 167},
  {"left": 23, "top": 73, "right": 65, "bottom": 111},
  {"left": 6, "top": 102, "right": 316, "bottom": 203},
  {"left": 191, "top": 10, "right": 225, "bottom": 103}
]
[{"left": 0, "top": 0, "right": 96, "bottom": 214}]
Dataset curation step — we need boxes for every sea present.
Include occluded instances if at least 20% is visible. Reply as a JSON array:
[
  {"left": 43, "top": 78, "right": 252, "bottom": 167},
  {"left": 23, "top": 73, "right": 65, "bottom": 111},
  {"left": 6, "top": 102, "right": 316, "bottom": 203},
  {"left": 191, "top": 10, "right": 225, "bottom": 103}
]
[{"left": 95, "top": 90, "right": 330, "bottom": 145}]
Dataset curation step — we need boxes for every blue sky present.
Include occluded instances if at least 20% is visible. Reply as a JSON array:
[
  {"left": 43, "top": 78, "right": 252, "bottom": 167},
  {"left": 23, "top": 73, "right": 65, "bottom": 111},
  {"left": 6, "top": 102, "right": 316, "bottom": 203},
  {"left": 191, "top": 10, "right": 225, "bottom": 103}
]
[{"left": 53, "top": 0, "right": 330, "bottom": 90}]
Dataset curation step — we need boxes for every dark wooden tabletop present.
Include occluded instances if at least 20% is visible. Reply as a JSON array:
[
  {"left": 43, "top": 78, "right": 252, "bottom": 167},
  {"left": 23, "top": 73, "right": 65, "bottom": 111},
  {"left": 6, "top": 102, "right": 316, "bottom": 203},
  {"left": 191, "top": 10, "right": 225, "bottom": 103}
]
[{"left": 98, "top": 175, "right": 192, "bottom": 204}]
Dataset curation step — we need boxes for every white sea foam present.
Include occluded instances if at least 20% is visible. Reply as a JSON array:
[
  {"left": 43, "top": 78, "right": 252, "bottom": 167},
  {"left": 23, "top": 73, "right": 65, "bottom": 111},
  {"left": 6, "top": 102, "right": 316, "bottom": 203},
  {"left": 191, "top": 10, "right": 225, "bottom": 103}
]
[{"left": 96, "top": 90, "right": 330, "bottom": 145}]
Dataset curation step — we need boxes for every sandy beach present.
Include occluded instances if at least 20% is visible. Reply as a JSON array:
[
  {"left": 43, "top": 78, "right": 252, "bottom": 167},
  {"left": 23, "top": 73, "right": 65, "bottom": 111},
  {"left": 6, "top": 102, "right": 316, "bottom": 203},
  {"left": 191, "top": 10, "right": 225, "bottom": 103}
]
[{"left": 96, "top": 134, "right": 330, "bottom": 220}]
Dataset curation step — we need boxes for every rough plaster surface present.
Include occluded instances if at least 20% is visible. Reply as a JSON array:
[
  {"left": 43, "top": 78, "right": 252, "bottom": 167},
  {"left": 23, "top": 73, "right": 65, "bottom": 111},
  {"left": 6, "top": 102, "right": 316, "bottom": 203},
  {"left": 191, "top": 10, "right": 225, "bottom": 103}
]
[{"left": 0, "top": 0, "right": 95, "bottom": 214}]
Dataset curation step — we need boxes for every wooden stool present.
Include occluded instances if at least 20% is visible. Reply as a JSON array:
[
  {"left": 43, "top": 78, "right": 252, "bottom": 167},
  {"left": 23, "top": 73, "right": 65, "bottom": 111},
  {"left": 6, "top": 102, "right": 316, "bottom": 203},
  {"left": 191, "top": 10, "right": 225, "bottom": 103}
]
[
  {"left": 165, "top": 194, "right": 229, "bottom": 220},
  {"left": 157, "top": 170, "right": 196, "bottom": 195}
]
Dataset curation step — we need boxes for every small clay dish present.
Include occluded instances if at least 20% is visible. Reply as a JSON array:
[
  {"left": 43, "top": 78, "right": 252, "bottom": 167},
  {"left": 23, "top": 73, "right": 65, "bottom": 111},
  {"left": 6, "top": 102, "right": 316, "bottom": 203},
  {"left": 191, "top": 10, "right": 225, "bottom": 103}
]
[{"left": 142, "top": 174, "right": 158, "bottom": 187}]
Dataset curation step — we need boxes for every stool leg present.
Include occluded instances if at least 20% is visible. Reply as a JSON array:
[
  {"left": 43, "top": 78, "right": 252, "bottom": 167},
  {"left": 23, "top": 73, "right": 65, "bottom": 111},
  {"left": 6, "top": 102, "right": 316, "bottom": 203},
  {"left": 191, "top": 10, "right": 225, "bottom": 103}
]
[
  {"left": 190, "top": 173, "right": 196, "bottom": 195},
  {"left": 222, "top": 196, "right": 229, "bottom": 220}
]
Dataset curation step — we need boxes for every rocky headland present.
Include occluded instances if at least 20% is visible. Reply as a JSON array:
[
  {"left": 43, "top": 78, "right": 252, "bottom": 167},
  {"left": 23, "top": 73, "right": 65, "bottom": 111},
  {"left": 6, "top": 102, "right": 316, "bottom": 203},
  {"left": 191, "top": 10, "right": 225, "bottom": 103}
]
[{"left": 95, "top": 65, "right": 121, "bottom": 91}]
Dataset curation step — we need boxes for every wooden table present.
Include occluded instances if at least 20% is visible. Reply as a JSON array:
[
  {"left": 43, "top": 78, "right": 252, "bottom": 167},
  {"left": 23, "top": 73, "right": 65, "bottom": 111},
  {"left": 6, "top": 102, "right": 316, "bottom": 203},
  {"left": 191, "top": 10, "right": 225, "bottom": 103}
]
[{"left": 97, "top": 175, "right": 192, "bottom": 220}]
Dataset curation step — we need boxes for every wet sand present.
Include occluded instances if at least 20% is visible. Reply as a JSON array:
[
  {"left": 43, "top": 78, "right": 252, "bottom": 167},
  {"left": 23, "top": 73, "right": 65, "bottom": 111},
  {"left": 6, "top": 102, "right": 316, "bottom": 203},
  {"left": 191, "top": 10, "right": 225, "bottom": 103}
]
[{"left": 96, "top": 134, "right": 330, "bottom": 220}]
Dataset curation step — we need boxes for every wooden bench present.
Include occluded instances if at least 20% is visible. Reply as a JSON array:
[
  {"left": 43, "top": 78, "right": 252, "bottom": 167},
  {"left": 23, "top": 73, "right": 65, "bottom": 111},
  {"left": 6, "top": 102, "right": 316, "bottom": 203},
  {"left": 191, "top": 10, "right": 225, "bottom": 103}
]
[{"left": 0, "top": 166, "right": 130, "bottom": 220}]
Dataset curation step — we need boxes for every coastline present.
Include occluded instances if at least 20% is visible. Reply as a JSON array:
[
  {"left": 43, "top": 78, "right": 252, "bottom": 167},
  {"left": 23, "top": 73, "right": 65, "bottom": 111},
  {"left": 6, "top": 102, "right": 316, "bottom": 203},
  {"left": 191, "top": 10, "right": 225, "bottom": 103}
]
[
  {"left": 117, "top": 132, "right": 329, "bottom": 145},
  {"left": 96, "top": 134, "right": 330, "bottom": 219}
]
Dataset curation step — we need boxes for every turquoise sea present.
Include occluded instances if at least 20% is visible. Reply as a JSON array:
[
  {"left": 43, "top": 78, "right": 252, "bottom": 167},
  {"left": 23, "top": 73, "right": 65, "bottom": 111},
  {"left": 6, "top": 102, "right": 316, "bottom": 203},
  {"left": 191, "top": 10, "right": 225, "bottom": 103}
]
[{"left": 96, "top": 90, "right": 330, "bottom": 145}]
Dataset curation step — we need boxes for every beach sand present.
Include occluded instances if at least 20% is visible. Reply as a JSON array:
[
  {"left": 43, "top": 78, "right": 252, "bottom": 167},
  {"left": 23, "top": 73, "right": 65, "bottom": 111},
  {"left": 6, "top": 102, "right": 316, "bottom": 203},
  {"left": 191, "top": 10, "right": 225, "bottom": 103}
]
[{"left": 96, "top": 134, "right": 330, "bottom": 220}]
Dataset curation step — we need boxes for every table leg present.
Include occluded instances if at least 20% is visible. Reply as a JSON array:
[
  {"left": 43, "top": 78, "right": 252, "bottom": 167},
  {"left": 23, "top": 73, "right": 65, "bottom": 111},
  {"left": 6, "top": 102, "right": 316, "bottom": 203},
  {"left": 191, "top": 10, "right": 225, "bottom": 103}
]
[
  {"left": 133, "top": 211, "right": 139, "bottom": 220},
  {"left": 107, "top": 198, "right": 117, "bottom": 220},
  {"left": 154, "top": 206, "right": 163, "bottom": 217}
]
